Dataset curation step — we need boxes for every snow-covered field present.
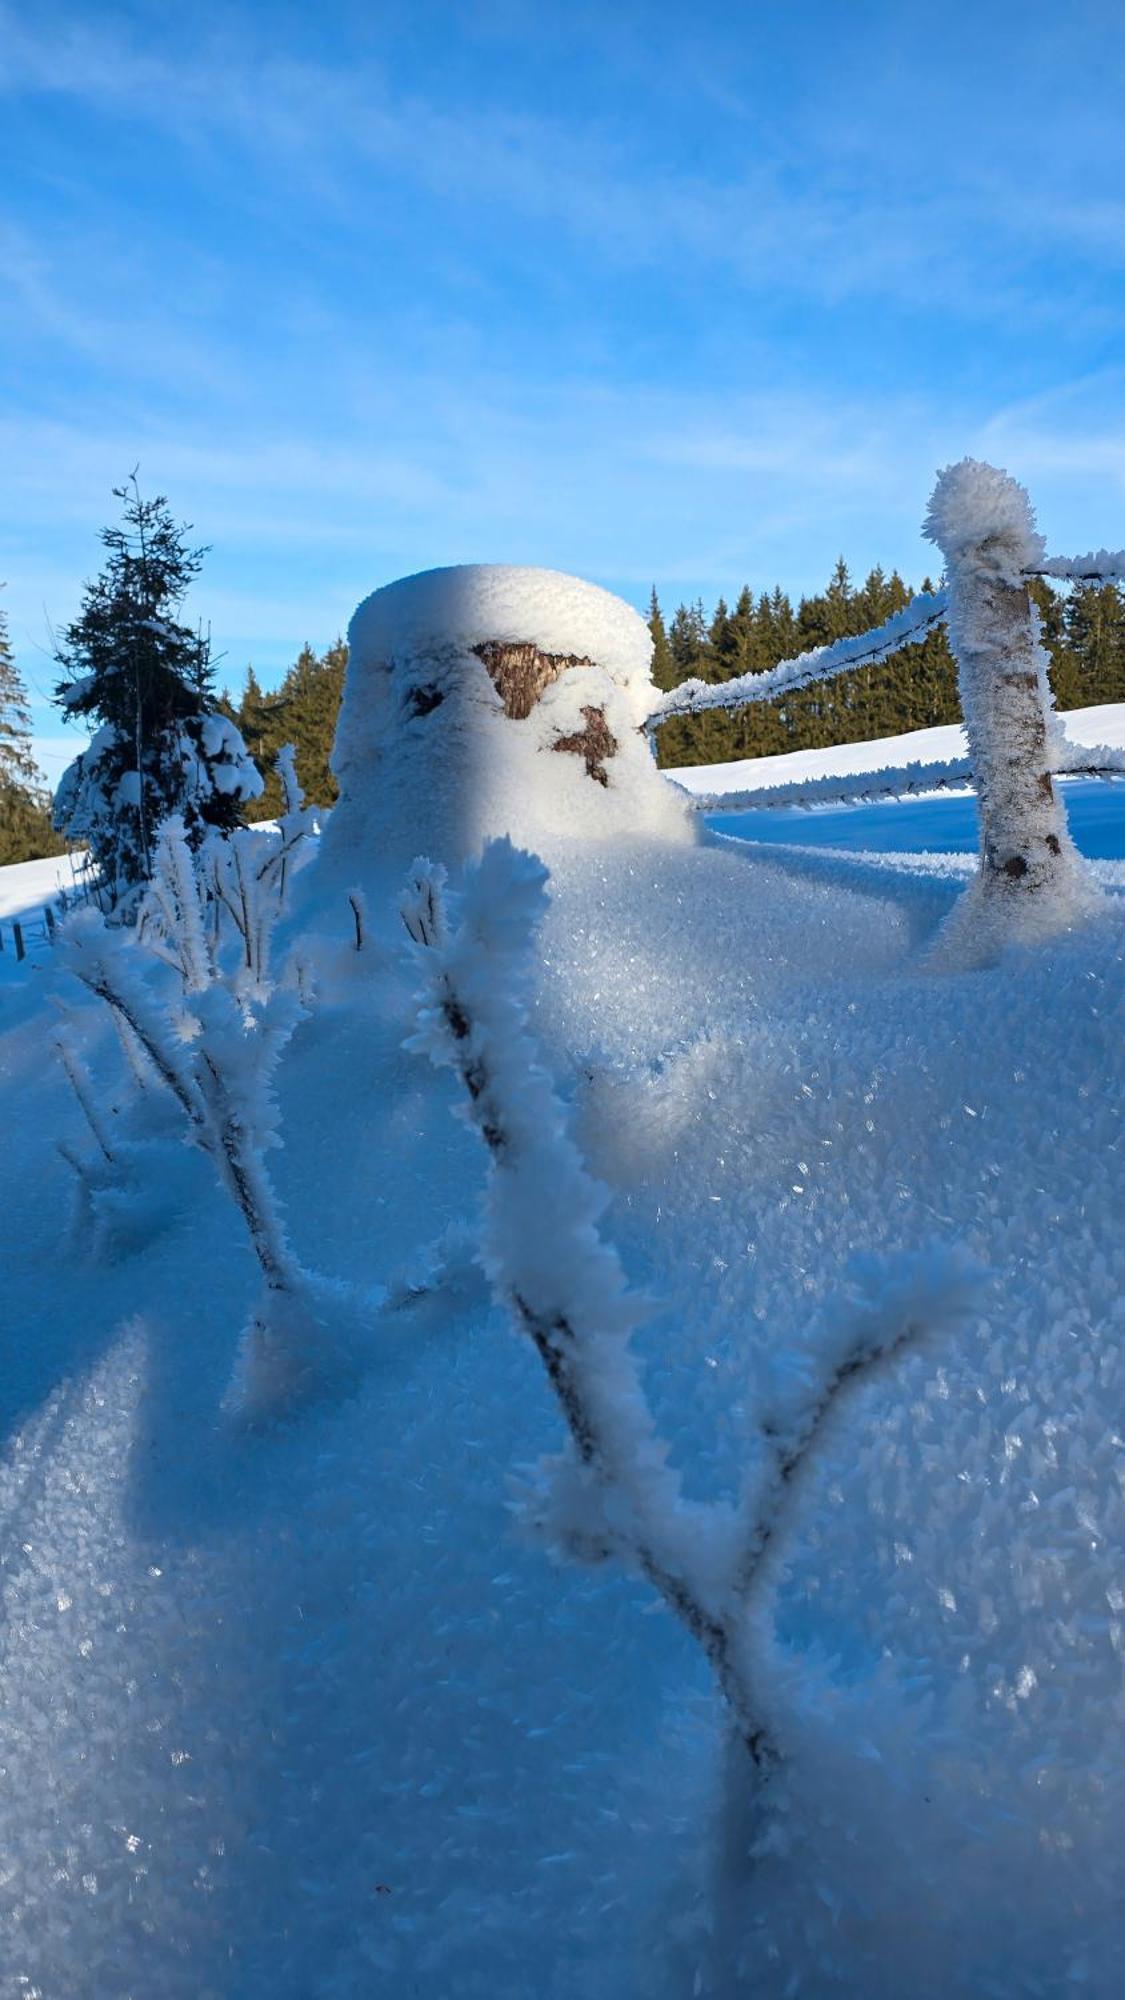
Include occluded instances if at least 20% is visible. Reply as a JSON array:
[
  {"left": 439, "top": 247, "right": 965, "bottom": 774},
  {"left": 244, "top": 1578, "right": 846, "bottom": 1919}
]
[
  {"left": 0, "top": 849, "right": 81, "bottom": 921},
  {"left": 4, "top": 579, "right": 1125, "bottom": 1996}
]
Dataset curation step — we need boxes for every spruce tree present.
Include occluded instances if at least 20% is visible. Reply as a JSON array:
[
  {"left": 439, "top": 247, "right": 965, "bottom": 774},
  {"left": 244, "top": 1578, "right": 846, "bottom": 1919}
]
[
  {"left": 53, "top": 478, "right": 260, "bottom": 904},
  {"left": 1064, "top": 583, "right": 1125, "bottom": 707},
  {"left": 233, "top": 638, "right": 350, "bottom": 822},
  {"left": 648, "top": 589, "right": 677, "bottom": 692}
]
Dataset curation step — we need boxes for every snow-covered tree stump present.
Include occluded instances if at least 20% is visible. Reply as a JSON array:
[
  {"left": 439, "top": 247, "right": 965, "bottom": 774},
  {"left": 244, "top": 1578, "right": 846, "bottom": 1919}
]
[
  {"left": 313, "top": 566, "right": 693, "bottom": 916},
  {"left": 925, "top": 460, "right": 1101, "bottom": 958}
]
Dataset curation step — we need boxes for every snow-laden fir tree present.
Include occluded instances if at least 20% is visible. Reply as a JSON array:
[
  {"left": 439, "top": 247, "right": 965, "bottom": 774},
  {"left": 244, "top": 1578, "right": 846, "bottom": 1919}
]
[
  {"left": 52, "top": 477, "right": 262, "bottom": 909},
  {"left": 0, "top": 591, "right": 61, "bottom": 865}
]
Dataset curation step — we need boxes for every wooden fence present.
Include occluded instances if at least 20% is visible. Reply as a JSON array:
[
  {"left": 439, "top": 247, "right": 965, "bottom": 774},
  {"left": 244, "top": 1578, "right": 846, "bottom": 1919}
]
[
  {"left": 0, "top": 905, "right": 58, "bottom": 964},
  {"left": 645, "top": 457, "right": 1124, "bottom": 939}
]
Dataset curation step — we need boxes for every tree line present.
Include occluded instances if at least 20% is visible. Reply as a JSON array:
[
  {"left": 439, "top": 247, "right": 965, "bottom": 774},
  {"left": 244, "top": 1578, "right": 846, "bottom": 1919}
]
[
  {"left": 0, "top": 596, "right": 64, "bottom": 866},
  {"left": 6, "top": 489, "right": 1125, "bottom": 877}
]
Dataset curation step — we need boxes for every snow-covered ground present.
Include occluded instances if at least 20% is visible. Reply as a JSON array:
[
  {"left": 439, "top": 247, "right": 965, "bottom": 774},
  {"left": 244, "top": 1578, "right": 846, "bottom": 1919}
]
[
  {"left": 0, "top": 849, "right": 82, "bottom": 921},
  {"left": 4, "top": 607, "right": 1125, "bottom": 1994}
]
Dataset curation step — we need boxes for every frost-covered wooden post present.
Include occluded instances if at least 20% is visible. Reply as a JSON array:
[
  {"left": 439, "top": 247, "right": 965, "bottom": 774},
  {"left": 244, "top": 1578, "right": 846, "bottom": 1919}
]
[{"left": 925, "top": 460, "right": 1099, "bottom": 953}]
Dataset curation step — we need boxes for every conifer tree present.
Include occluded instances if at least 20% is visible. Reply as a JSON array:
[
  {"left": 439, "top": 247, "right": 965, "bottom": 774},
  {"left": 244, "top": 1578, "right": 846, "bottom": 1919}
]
[
  {"left": 233, "top": 637, "right": 349, "bottom": 822},
  {"left": 53, "top": 478, "right": 261, "bottom": 905},
  {"left": 647, "top": 589, "right": 677, "bottom": 693},
  {"left": 1063, "top": 583, "right": 1125, "bottom": 706}
]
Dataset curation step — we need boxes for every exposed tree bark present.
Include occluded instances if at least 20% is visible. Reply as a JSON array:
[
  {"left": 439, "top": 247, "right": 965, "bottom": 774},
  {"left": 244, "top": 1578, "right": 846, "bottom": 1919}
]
[
  {"left": 551, "top": 705, "right": 618, "bottom": 786},
  {"left": 473, "top": 640, "right": 594, "bottom": 720}
]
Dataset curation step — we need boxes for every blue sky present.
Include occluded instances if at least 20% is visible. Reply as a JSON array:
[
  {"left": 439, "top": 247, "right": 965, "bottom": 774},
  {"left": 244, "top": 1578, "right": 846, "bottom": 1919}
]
[{"left": 3, "top": 0, "right": 1125, "bottom": 784}]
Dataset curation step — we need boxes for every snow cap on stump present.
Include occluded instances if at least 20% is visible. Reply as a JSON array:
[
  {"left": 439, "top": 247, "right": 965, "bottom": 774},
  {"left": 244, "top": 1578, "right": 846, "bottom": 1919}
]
[{"left": 316, "top": 563, "right": 693, "bottom": 905}]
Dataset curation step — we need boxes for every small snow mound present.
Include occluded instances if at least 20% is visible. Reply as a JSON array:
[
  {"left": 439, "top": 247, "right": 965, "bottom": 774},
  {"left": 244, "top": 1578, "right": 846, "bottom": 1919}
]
[
  {"left": 348, "top": 564, "right": 653, "bottom": 705},
  {"left": 924, "top": 458, "right": 1045, "bottom": 571}
]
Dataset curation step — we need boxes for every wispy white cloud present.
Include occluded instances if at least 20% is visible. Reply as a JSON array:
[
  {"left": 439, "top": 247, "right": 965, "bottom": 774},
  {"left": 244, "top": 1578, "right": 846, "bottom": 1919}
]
[
  {"left": 1, "top": 3, "right": 1119, "bottom": 330},
  {"left": 5, "top": 0, "right": 1125, "bottom": 732}
]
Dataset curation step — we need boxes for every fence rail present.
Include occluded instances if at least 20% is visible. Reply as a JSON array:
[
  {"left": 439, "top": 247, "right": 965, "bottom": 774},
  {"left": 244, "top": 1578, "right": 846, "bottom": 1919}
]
[
  {"left": 680, "top": 736, "right": 1125, "bottom": 818},
  {"left": 645, "top": 590, "right": 949, "bottom": 729}
]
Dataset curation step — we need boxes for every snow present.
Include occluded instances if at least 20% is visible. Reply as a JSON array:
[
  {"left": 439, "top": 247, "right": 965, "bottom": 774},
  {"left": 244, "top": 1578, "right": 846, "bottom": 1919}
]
[
  {"left": 58, "top": 672, "right": 98, "bottom": 712},
  {"left": 349, "top": 562, "right": 655, "bottom": 704},
  {"left": 0, "top": 850, "right": 82, "bottom": 921},
  {"left": 315, "top": 563, "right": 692, "bottom": 917},
  {"left": 923, "top": 456, "right": 1045, "bottom": 570},
  {"left": 4, "top": 562, "right": 1125, "bottom": 1993}
]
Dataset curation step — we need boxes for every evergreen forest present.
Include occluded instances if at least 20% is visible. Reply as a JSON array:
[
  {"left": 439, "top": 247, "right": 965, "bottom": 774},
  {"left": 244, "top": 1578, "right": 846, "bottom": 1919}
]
[{"left": 647, "top": 563, "right": 1125, "bottom": 767}]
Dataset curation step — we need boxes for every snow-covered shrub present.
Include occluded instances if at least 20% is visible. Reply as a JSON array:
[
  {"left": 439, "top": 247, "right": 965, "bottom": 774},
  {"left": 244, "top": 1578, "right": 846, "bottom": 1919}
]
[
  {"left": 60, "top": 800, "right": 358, "bottom": 1420},
  {"left": 140, "top": 740, "right": 317, "bottom": 1000},
  {"left": 923, "top": 459, "right": 1101, "bottom": 962},
  {"left": 54, "top": 714, "right": 263, "bottom": 916},
  {"left": 406, "top": 836, "right": 980, "bottom": 1784}
]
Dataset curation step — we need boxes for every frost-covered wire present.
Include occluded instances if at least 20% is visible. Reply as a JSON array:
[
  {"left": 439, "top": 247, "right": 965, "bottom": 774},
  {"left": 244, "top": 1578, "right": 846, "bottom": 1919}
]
[
  {"left": 644, "top": 591, "right": 948, "bottom": 730},
  {"left": 678, "top": 754, "right": 976, "bottom": 815},
  {"left": 407, "top": 836, "right": 980, "bottom": 1777},
  {"left": 678, "top": 738, "right": 1125, "bottom": 817},
  {"left": 1025, "top": 551, "right": 1125, "bottom": 583}
]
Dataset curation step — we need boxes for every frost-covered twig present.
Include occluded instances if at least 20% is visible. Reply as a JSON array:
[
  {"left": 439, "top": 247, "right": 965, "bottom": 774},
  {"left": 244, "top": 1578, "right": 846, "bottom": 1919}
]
[
  {"left": 644, "top": 591, "right": 948, "bottom": 730},
  {"left": 732, "top": 1252, "right": 982, "bottom": 1597},
  {"left": 136, "top": 814, "right": 214, "bottom": 992},
  {"left": 111, "top": 1001, "right": 158, "bottom": 1092},
  {"left": 192, "top": 747, "right": 317, "bottom": 991},
  {"left": 347, "top": 886, "right": 368, "bottom": 952},
  {"left": 407, "top": 837, "right": 979, "bottom": 1776}
]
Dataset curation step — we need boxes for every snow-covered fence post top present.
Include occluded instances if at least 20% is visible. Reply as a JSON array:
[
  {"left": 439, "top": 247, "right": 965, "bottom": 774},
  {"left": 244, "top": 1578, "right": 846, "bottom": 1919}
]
[
  {"left": 315, "top": 565, "right": 693, "bottom": 909},
  {"left": 924, "top": 460, "right": 1099, "bottom": 943}
]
